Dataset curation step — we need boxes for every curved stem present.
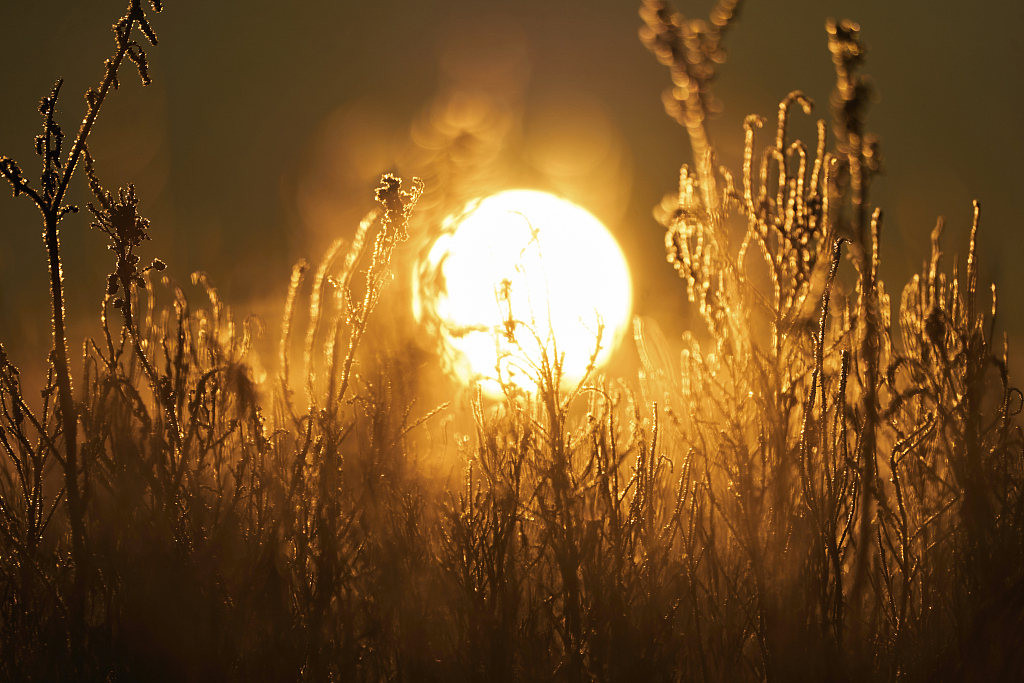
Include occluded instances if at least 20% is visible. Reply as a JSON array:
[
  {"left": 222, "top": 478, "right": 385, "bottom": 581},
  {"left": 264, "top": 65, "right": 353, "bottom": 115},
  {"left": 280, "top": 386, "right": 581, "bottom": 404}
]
[
  {"left": 53, "top": 12, "right": 137, "bottom": 210},
  {"left": 39, "top": 6, "right": 150, "bottom": 670},
  {"left": 120, "top": 287, "right": 183, "bottom": 455}
]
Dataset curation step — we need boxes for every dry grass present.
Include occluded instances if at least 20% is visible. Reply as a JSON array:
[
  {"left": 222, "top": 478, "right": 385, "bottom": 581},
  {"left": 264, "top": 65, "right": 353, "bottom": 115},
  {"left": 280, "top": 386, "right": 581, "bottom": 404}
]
[{"left": 0, "top": 1, "right": 1021, "bottom": 681}]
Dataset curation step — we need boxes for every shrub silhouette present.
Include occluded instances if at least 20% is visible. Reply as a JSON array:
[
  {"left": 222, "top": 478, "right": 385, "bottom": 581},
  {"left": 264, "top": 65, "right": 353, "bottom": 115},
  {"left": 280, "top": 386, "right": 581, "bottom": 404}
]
[{"left": 0, "top": 1, "right": 1021, "bottom": 681}]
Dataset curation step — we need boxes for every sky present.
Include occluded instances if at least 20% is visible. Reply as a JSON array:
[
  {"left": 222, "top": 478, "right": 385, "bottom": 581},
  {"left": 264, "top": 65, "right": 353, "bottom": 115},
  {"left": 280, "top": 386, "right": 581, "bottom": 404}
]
[{"left": 1, "top": 0, "right": 1022, "bottom": 385}]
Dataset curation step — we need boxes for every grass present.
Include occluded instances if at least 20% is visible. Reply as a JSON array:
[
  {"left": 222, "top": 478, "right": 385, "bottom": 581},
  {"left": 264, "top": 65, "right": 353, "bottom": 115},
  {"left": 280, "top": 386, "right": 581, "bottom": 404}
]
[{"left": 0, "top": 0, "right": 1022, "bottom": 681}]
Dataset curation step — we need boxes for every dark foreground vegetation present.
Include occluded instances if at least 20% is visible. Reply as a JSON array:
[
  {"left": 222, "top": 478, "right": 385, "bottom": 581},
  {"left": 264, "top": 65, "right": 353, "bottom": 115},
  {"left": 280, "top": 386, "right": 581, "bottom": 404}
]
[{"left": 1, "top": 1, "right": 1022, "bottom": 680}]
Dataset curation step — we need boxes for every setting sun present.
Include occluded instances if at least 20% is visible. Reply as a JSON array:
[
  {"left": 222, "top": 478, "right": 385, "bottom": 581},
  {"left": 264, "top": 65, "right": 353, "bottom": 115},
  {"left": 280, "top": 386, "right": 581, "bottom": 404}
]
[{"left": 415, "top": 190, "right": 632, "bottom": 396}]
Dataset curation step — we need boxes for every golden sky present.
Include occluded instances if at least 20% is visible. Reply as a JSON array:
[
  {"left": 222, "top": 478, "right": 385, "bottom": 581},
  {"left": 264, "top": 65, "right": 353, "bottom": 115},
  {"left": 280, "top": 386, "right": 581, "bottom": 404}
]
[{"left": 0, "top": 0, "right": 1021, "bottom": 378}]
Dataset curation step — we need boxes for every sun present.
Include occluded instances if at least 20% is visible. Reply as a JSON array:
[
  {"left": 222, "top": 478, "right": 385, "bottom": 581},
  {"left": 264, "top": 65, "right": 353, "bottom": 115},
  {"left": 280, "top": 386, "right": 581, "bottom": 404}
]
[{"left": 414, "top": 189, "right": 632, "bottom": 397}]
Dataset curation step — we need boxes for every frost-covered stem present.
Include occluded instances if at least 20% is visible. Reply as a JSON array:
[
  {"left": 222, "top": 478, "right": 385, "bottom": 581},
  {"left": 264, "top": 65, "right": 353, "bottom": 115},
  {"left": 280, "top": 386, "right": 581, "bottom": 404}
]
[
  {"left": 41, "top": 208, "right": 89, "bottom": 671},
  {"left": 118, "top": 287, "right": 183, "bottom": 454},
  {"left": 55, "top": 20, "right": 134, "bottom": 207},
  {"left": 850, "top": 208, "right": 882, "bottom": 634}
]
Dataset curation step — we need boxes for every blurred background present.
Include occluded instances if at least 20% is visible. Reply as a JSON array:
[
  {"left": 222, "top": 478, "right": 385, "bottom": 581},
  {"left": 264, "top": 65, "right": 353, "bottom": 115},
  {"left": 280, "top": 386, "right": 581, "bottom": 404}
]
[{"left": 0, "top": 0, "right": 1021, "bottom": 388}]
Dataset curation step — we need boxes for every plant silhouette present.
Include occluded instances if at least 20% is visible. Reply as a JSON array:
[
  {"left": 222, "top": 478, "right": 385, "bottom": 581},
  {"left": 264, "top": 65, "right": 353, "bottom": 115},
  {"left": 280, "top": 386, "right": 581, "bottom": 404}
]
[{"left": 0, "top": 1, "right": 1020, "bottom": 681}]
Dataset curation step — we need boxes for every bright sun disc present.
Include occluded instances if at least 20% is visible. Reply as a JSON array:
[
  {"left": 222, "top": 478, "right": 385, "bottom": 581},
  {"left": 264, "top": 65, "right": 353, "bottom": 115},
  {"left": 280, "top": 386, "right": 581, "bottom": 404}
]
[{"left": 414, "top": 190, "right": 632, "bottom": 397}]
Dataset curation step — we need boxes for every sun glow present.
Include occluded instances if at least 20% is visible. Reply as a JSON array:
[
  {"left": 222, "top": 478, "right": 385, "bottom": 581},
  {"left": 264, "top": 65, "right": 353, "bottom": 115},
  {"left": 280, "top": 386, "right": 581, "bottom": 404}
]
[{"left": 414, "top": 190, "right": 632, "bottom": 397}]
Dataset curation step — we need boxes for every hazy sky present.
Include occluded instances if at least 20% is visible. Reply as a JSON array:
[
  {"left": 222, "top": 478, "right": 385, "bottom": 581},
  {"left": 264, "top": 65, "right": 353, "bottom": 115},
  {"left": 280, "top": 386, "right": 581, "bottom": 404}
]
[{"left": 1, "top": 0, "right": 1021, "bottom": 381}]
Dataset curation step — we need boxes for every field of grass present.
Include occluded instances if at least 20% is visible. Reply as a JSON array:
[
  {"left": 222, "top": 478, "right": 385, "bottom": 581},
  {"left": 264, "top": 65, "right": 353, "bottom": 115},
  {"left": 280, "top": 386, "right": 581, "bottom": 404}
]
[{"left": 1, "top": 1, "right": 1022, "bottom": 681}]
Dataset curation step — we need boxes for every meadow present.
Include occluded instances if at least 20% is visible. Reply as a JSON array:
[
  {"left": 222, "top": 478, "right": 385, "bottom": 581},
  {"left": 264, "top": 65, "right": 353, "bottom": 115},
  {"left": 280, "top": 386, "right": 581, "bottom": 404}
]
[{"left": 0, "top": 1, "right": 1021, "bottom": 680}]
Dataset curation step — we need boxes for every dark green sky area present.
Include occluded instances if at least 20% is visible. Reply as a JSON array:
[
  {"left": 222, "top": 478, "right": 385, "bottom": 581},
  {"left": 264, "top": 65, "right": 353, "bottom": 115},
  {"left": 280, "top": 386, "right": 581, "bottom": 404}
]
[{"left": 1, "top": 0, "right": 1022, "bottom": 383}]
